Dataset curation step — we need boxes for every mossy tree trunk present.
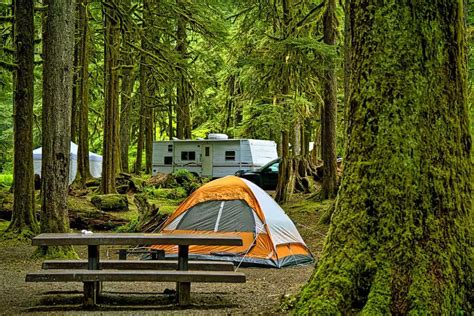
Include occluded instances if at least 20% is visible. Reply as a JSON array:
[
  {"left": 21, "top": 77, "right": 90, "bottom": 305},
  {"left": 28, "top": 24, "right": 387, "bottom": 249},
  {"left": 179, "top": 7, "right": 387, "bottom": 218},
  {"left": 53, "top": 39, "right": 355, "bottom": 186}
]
[
  {"left": 119, "top": 0, "right": 135, "bottom": 174},
  {"left": 135, "top": 65, "right": 145, "bottom": 174},
  {"left": 144, "top": 1, "right": 154, "bottom": 175},
  {"left": 274, "top": 0, "right": 294, "bottom": 203},
  {"left": 40, "top": 0, "right": 75, "bottom": 238},
  {"left": 101, "top": 0, "right": 121, "bottom": 194},
  {"left": 145, "top": 105, "right": 153, "bottom": 174},
  {"left": 76, "top": 0, "right": 91, "bottom": 187},
  {"left": 139, "top": 0, "right": 154, "bottom": 174},
  {"left": 320, "top": 0, "right": 338, "bottom": 199},
  {"left": 7, "top": 0, "right": 39, "bottom": 238},
  {"left": 175, "top": 0, "right": 191, "bottom": 140},
  {"left": 295, "top": 1, "right": 472, "bottom": 314}
]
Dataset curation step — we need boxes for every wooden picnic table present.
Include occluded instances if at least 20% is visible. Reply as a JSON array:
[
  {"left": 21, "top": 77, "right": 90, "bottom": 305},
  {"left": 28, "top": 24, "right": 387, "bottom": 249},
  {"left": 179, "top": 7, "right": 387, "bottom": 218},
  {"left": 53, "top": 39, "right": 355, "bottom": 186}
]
[{"left": 31, "top": 233, "right": 243, "bottom": 306}]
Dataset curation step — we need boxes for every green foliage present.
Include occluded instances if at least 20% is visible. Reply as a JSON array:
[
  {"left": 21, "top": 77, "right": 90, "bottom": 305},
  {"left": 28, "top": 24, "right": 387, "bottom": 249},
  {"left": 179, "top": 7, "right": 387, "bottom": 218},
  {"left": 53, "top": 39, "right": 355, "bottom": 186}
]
[
  {"left": 0, "top": 220, "right": 9, "bottom": 232},
  {"left": 144, "top": 187, "right": 187, "bottom": 200},
  {"left": 168, "top": 169, "right": 203, "bottom": 194},
  {"left": 115, "top": 213, "right": 139, "bottom": 233},
  {"left": 0, "top": 174, "right": 13, "bottom": 187}
]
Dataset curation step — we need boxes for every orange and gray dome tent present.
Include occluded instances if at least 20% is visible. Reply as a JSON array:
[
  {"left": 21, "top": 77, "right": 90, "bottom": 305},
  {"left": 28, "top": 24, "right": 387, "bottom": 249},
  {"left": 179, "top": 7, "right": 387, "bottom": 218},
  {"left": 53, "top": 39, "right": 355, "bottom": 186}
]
[{"left": 151, "top": 176, "right": 313, "bottom": 268}]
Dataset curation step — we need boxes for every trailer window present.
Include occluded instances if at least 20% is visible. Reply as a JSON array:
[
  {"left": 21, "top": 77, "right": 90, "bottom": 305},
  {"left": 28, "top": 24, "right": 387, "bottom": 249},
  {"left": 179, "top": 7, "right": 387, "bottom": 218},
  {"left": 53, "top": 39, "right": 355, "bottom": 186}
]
[
  {"left": 167, "top": 144, "right": 173, "bottom": 152},
  {"left": 181, "top": 151, "right": 196, "bottom": 161},
  {"left": 225, "top": 151, "right": 236, "bottom": 161},
  {"left": 164, "top": 156, "right": 173, "bottom": 165}
]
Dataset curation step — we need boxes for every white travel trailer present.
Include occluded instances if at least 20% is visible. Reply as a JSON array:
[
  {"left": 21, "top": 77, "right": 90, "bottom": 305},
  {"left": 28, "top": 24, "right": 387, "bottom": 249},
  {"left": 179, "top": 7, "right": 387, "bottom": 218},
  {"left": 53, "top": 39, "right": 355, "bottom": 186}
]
[{"left": 152, "top": 134, "right": 278, "bottom": 178}]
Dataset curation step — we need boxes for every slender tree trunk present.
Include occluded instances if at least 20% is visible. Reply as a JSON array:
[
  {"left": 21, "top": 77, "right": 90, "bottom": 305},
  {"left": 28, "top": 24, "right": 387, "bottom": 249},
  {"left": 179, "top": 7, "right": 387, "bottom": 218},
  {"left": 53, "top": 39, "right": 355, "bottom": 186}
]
[
  {"left": 274, "top": 0, "right": 293, "bottom": 203},
  {"left": 175, "top": 0, "right": 190, "bottom": 139},
  {"left": 135, "top": 0, "right": 151, "bottom": 174},
  {"left": 295, "top": 1, "right": 471, "bottom": 314},
  {"left": 145, "top": 105, "right": 153, "bottom": 174},
  {"left": 224, "top": 75, "right": 235, "bottom": 133},
  {"left": 40, "top": 0, "right": 75, "bottom": 235},
  {"left": 101, "top": 0, "right": 121, "bottom": 193},
  {"left": 168, "top": 92, "right": 173, "bottom": 139},
  {"left": 71, "top": 20, "right": 79, "bottom": 144},
  {"left": 76, "top": 0, "right": 91, "bottom": 187},
  {"left": 321, "top": 0, "right": 338, "bottom": 199},
  {"left": 7, "top": 0, "right": 39, "bottom": 238},
  {"left": 343, "top": 0, "right": 351, "bottom": 145},
  {"left": 275, "top": 130, "right": 294, "bottom": 202},
  {"left": 120, "top": 0, "right": 135, "bottom": 173},
  {"left": 135, "top": 66, "right": 145, "bottom": 174}
]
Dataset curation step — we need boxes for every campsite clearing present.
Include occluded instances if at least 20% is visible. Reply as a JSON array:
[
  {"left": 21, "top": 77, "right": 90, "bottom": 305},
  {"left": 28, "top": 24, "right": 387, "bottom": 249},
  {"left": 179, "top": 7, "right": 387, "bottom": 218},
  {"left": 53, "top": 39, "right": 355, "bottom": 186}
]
[{"left": 0, "top": 194, "right": 328, "bottom": 314}]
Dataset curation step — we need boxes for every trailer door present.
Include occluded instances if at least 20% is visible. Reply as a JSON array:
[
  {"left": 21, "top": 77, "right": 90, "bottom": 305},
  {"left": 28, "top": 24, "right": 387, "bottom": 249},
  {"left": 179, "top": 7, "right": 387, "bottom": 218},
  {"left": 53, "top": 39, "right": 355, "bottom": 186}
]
[{"left": 201, "top": 145, "right": 213, "bottom": 177}]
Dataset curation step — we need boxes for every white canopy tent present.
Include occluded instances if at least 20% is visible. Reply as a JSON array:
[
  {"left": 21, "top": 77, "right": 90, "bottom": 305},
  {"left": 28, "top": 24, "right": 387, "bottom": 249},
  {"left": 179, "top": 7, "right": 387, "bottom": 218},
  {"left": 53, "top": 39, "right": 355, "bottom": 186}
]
[{"left": 33, "top": 142, "right": 102, "bottom": 185}]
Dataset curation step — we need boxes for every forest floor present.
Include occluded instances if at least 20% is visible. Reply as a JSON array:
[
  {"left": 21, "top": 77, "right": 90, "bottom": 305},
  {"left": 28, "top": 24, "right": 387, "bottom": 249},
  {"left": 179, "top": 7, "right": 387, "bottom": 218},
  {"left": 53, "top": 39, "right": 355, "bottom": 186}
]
[{"left": 0, "top": 189, "right": 331, "bottom": 315}]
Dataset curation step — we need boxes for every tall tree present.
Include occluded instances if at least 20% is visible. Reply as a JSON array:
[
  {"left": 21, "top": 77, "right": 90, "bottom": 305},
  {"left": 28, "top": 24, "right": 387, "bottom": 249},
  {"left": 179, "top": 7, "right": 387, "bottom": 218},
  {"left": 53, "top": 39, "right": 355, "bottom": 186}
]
[
  {"left": 119, "top": 0, "right": 135, "bottom": 173},
  {"left": 175, "top": 0, "right": 191, "bottom": 139},
  {"left": 101, "top": 0, "right": 121, "bottom": 193},
  {"left": 274, "top": 0, "right": 294, "bottom": 203},
  {"left": 320, "top": 0, "right": 338, "bottom": 199},
  {"left": 143, "top": 0, "right": 154, "bottom": 174},
  {"left": 76, "top": 0, "right": 91, "bottom": 186},
  {"left": 295, "top": 1, "right": 472, "bottom": 314},
  {"left": 40, "top": 0, "right": 75, "bottom": 238},
  {"left": 6, "top": 0, "right": 39, "bottom": 238},
  {"left": 135, "top": 0, "right": 151, "bottom": 174}
]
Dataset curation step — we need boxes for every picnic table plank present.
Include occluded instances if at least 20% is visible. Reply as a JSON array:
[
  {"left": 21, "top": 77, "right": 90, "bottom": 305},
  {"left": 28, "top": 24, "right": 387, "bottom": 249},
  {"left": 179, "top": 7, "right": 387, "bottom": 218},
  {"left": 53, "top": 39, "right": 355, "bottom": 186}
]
[
  {"left": 31, "top": 233, "right": 243, "bottom": 246},
  {"left": 26, "top": 269, "right": 246, "bottom": 283},
  {"left": 42, "top": 259, "right": 235, "bottom": 271}
]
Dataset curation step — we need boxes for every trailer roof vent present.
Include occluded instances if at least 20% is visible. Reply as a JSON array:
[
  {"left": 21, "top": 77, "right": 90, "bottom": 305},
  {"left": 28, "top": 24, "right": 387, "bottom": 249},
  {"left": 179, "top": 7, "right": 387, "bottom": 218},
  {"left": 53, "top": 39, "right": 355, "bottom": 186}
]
[{"left": 207, "top": 133, "right": 229, "bottom": 140}]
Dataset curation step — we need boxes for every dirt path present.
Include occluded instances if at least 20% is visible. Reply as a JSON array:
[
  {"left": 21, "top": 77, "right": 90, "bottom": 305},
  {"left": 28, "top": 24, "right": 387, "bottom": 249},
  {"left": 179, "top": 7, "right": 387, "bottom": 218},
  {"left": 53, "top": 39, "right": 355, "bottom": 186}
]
[{"left": 0, "top": 196, "right": 328, "bottom": 315}]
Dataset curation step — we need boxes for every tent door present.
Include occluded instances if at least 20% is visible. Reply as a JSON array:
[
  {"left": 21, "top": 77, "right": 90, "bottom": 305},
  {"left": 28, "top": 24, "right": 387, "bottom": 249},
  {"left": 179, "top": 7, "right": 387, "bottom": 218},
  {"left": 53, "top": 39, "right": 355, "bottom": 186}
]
[{"left": 201, "top": 145, "right": 213, "bottom": 177}]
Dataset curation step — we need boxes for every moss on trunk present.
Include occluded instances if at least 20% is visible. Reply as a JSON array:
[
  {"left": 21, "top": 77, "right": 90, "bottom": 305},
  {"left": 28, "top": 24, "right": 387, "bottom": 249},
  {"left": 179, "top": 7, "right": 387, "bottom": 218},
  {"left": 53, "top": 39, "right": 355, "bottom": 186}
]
[
  {"left": 8, "top": 0, "right": 39, "bottom": 238},
  {"left": 294, "top": 1, "right": 472, "bottom": 314}
]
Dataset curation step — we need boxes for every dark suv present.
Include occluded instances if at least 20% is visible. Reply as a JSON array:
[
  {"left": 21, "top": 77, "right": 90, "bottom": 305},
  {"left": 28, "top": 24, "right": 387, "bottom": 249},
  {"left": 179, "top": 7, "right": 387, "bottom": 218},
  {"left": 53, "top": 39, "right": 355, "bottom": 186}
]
[{"left": 235, "top": 158, "right": 280, "bottom": 190}]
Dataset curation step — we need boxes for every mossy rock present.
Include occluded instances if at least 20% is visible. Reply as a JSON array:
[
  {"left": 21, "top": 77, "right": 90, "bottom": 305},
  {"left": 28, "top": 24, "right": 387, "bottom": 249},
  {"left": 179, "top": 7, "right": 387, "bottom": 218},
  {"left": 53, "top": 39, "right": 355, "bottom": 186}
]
[
  {"left": 167, "top": 169, "right": 203, "bottom": 194},
  {"left": 91, "top": 194, "right": 128, "bottom": 212},
  {"left": 145, "top": 187, "right": 187, "bottom": 200}
]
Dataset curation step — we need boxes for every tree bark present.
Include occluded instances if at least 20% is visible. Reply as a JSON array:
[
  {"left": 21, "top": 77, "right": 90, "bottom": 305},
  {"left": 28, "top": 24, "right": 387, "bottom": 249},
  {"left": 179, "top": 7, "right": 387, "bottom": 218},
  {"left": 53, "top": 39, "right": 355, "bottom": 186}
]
[
  {"left": 135, "top": 64, "right": 145, "bottom": 174},
  {"left": 295, "top": 1, "right": 472, "bottom": 314},
  {"left": 76, "top": 0, "right": 91, "bottom": 187},
  {"left": 145, "top": 105, "right": 153, "bottom": 174},
  {"left": 120, "top": 0, "right": 135, "bottom": 173},
  {"left": 101, "top": 0, "right": 121, "bottom": 193},
  {"left": 40, "top": 0, "right": 75, "bottom": 235},
  {"left": 321, "top": 0, "right": 338, "bottom": 199},
  {"left": 274, "top": 0, "right": 293, "bottom": 203},
  {"left": 71, "top": 12, "right": 79, "bottom": 144},
  {"left": 343, "top": 0, "right": 351, "bottom": 145},
  {"left": 7, "top": 0, "right": 39, "bottom": 237},
  {"left": 175, "top": 0, "right": 191, "bottom": 139}
]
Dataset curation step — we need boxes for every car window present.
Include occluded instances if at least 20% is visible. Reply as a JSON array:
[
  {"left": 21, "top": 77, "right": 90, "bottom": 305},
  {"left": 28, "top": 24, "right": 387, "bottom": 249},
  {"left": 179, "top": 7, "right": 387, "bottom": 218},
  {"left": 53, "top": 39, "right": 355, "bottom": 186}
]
[
  {"left": 264, "top": 162, "right": 279, "bottom": 173},
  {"left": 257, "top": 159, "right": 280, "bottom": 172},
  {"left": 269, "top": 162, "right": 279, "bottom": 172}
]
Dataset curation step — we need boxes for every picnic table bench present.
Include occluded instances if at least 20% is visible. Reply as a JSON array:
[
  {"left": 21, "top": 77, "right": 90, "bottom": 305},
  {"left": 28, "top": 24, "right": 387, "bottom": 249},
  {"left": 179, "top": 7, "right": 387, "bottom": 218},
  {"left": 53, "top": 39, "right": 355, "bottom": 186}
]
[{"left": 26, "top": 233, "right": 245, "bottom": 307}]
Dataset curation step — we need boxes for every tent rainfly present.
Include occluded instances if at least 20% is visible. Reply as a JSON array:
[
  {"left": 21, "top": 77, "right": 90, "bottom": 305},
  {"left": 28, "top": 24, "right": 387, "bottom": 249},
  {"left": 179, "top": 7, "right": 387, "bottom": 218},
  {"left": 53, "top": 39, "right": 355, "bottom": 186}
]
[
  {"left": 152, "top": 176, "right": 313, "bottom": 268},
  {"left": 33, "top": 142, "right": 102, "bottom": 185}
]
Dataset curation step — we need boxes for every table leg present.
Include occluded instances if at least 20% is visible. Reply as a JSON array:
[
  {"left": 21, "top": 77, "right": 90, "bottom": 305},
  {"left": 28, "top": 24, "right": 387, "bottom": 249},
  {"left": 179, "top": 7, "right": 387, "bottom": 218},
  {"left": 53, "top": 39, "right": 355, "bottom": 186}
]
[
  {"left": 177, "top": 245, "right": 190, "bottom": 305},
  {"left": 84, "top": 245, "right": 100, "bottom": 308}
]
